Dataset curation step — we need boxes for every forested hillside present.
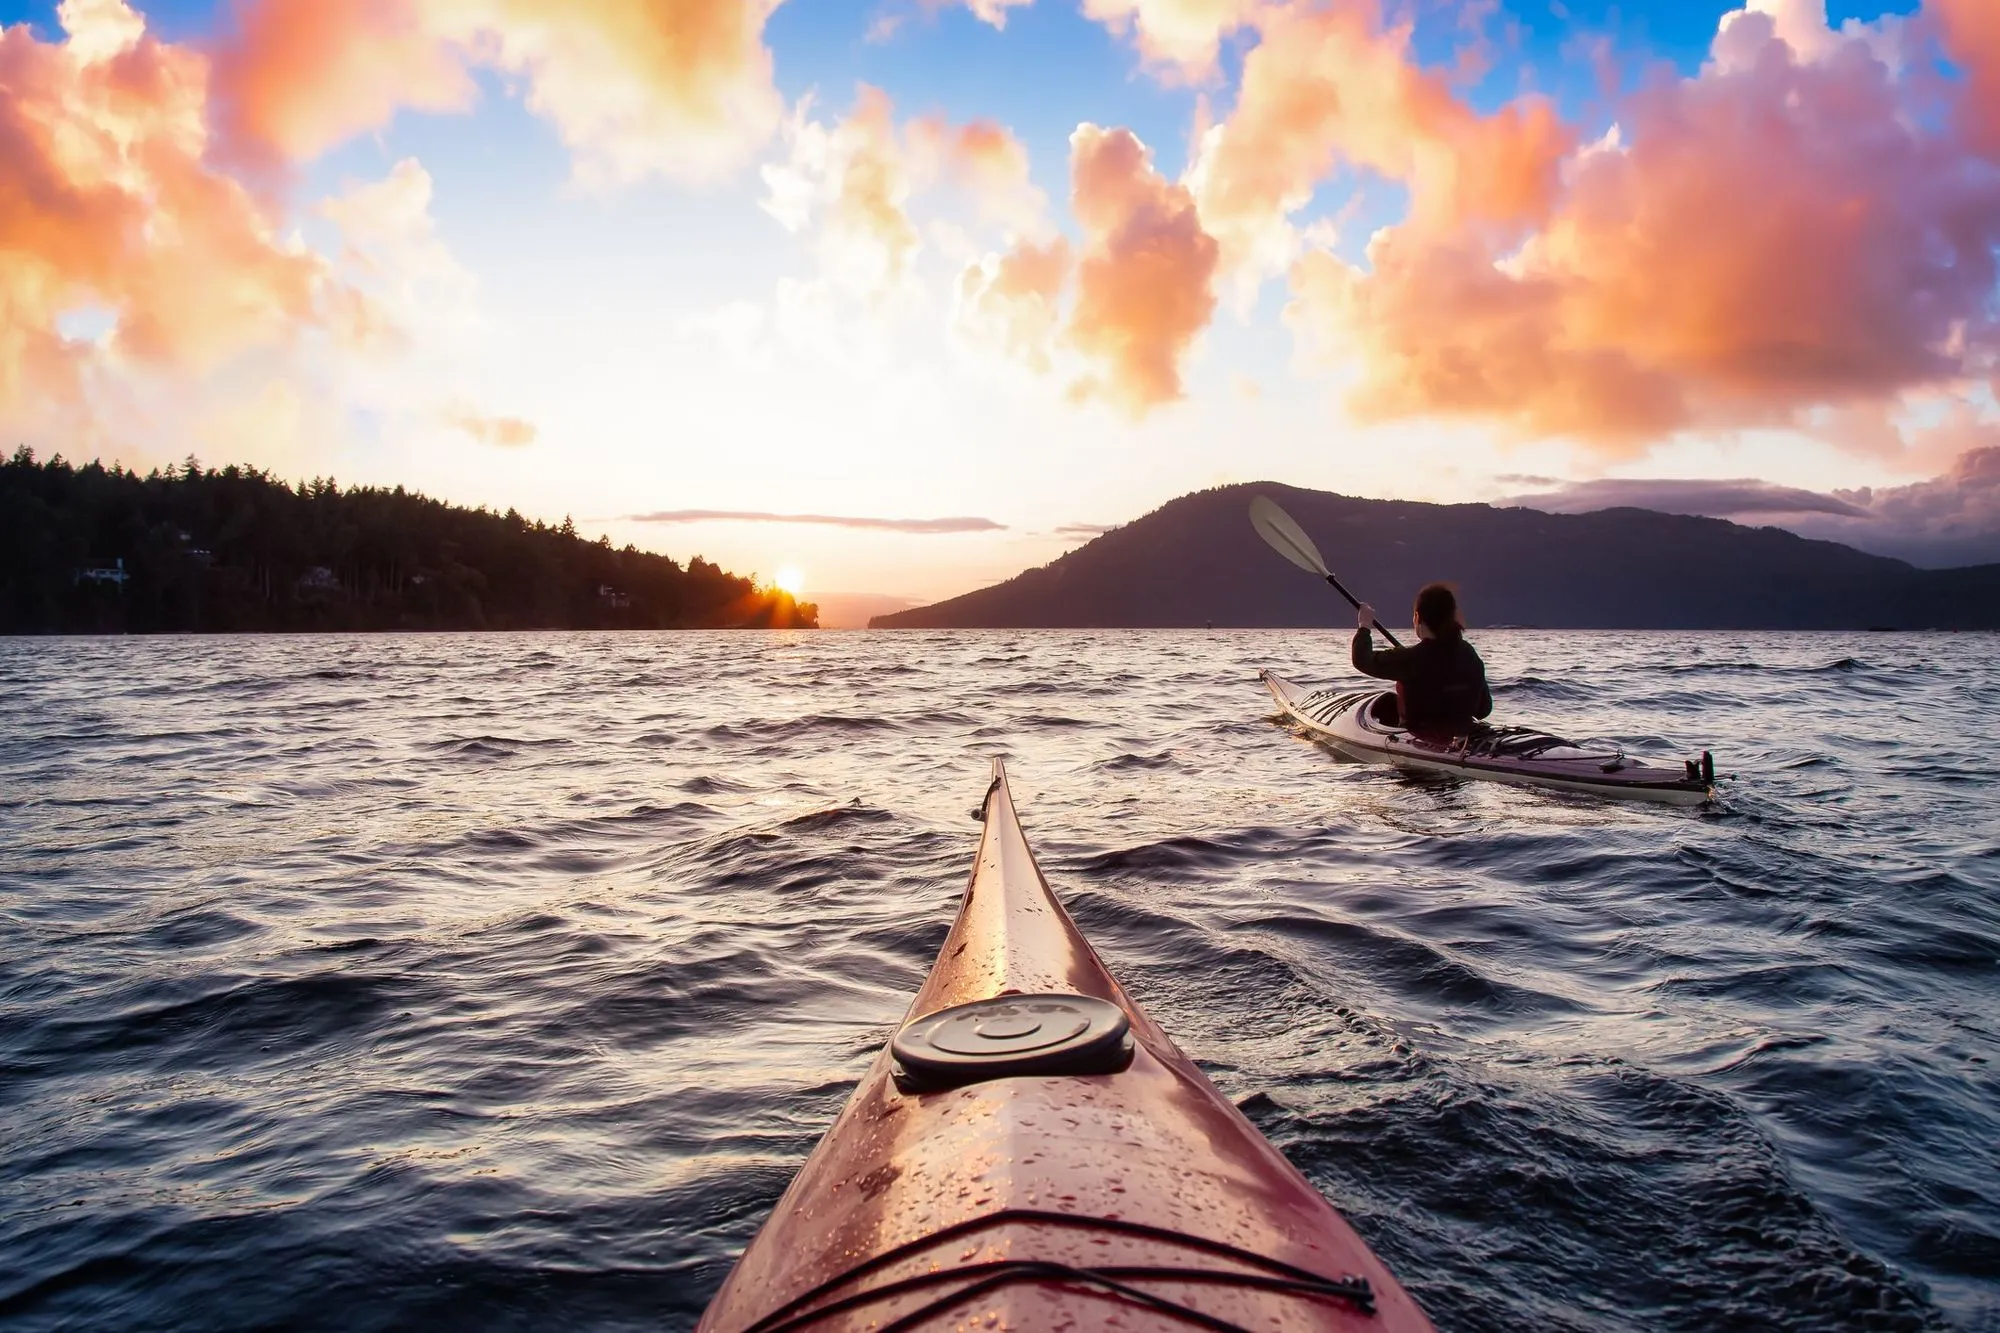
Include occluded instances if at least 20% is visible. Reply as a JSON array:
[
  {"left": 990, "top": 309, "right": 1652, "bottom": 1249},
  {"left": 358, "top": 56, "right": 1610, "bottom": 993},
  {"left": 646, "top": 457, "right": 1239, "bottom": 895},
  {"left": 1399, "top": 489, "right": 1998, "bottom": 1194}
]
[{"left": 0, "top": 450, "right": 816, "bottom": 633}]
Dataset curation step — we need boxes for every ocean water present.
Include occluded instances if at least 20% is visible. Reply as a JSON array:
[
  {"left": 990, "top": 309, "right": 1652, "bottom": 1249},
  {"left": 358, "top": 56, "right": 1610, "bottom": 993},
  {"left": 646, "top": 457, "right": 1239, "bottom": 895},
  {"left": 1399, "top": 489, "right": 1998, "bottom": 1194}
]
[{"left": 1, "top": 629, "right": 1996, "bottom": 1332}]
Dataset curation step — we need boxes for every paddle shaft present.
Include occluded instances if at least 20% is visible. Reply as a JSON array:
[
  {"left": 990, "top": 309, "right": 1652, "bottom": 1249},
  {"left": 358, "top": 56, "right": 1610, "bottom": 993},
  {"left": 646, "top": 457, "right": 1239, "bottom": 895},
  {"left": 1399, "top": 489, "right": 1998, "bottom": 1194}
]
[
  {"left": 1324, "top": 572, "right": 1405, "bottom": 649},
  {"left": 1247, "top": 495, "right": 1406, "bottom": 648}
]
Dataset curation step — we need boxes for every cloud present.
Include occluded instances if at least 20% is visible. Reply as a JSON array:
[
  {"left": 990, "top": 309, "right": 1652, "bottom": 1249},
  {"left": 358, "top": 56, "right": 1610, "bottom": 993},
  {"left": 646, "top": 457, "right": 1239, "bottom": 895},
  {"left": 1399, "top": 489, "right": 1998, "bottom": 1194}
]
[
  {"left": 448, "top": 407, "right": 537, "bottom": 446},
  {"left": 907, "top": 115, "right": 1048, "bottom": 235},
  {"left": 478, "top": 0, "right": 786, "bottom": 188},
  {"left": 952, "top": 238, "right": 1070, "bottom": 372},
  {"left": 1825, "top": 444, "right": 2000, "bottom": 565},
  {"left": 623, "top": 509, "right": 1007, "bottom": 532},
  {"left": 0, "top": 0, "right": 494, "bottom": 476},
  {"left": 1188, "top": 0, "right": 1572, "bottom": 291},
  {"left": 1503, "top": 477, "right": 1871, "bottom": 519},
  {"left": 1054, "top": 522, "right": 1117, "bottom": 536},
  {"left": 1504, "top": 445, "right": 2000, "bottom": 566},
  {"left": 1065, "top": 124, "right": 1219, "bottom": 416},
  {"left": 950, "top": 122, "right": 1215, "bottom": 413},
  {"left": 3, "top": 0, "right": 769, "bottom": 474},
  {"left": 209, "top": 0, "right": 476, "bottom": 173},
  {"left": 1936, "top": 0, "right": 2000, "bottom": 157},
  {"left": 761, "top": 86, "right": 1044, "bottom": 311},
  {"left": 1280, "top": 0, "right": 2000, "bottom": 457},
  {"left": 0, "top": 0, "right": 329, "bottom": 409},
  {"left": 762, "top": 85, "right": 921, "bottom": 302},
  {"left": 316, "top": 157, "right": 479, "bottom": 354},
  {"left": 952, "top": 0, "right": 1036, "bottom": 32},
  {"left": 1079, "top": 0, "right": 1262, "bottom": 80},
  {"left": 211, "top": 0, "right": 786, "bottom": 187}
]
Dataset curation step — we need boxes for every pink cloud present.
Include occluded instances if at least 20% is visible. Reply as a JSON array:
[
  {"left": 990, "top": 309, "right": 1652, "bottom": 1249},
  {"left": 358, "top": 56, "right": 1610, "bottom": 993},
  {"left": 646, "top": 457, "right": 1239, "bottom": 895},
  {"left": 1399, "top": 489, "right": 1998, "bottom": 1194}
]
[
  {"left": 1504, "top": 477, "right": 1872, "bottom": 520},
  {"left": 1505, "top": 444, "right": 2000, "bottom": 566},
  {"left": 908, "top": 115, "right": 1047, "bottom": 233},
  {"left": 211, "top": 0, "right": 786, "bottom": 186},
  {"left": 1936, "top": 0, "right": 2000, "bottom": 156},
  {"left": 1282, "top": 1, "right": 2000, "bottom": 456},
  {"left": 0, "top": 1, "right": 326, "bottom": 407},
  {"left": 1829, "top": 444, "right": 2000, "bottom": 565},
  {"left": 953, "top": 237, "right": 1071, "bottom": 371},
  {"left": 210, "top": 0, "right": 474, "bottom": 173}
]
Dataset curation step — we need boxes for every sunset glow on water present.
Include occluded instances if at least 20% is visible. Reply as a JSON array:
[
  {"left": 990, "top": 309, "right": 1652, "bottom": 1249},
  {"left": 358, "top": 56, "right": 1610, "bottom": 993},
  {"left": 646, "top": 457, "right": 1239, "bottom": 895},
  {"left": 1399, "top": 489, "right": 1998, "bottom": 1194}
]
[{"left": 3, "top": 631, "right": 1996, "bottom": 1328}]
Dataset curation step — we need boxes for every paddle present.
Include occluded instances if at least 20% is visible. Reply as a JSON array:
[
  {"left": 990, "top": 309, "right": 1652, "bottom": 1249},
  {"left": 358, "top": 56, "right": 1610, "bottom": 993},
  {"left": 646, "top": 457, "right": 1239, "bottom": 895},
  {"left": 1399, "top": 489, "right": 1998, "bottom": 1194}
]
[{"left": 1249, "top": 495, "right": 1405, "bottom": 648}]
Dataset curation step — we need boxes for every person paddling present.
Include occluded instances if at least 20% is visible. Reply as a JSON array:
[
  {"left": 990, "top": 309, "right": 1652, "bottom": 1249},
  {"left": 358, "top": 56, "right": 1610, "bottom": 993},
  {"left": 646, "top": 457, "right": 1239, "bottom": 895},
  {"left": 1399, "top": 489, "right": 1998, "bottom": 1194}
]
[{"left": 1353, "top": 583, "right": 1494, "bottom": 737}]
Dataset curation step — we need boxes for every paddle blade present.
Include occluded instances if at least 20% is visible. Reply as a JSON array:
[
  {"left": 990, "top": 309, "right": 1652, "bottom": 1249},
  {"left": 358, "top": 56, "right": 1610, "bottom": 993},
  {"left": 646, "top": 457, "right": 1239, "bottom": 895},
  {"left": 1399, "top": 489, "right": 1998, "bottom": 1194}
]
[{"left": 1249, "top": 495, "right": 1330, "bottom": 577}]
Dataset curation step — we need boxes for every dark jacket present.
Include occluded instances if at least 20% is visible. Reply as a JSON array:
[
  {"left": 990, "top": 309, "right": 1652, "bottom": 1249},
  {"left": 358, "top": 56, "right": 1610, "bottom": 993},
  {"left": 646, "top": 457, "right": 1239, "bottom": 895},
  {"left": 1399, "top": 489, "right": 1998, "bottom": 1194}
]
[{"left": 1351, "top": 630, "right": 1494, "bottom": 735}]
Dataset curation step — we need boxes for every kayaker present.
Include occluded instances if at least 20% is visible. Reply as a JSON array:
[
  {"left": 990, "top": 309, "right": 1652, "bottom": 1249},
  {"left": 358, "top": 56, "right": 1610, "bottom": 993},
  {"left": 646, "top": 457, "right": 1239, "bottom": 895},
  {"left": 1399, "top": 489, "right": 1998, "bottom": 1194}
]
[{"left": 1352, "top": 583, "right": 1493, "bottom": 736}]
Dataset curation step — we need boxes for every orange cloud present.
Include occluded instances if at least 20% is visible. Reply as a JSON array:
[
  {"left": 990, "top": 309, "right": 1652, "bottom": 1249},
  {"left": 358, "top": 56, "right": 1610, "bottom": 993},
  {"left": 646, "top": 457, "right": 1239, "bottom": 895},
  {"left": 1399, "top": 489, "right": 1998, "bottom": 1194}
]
[
  {"left": 0, "top": 3, "right": 492, "bottom": 473},
  {"left": 1815, "top": 397, "right": 2000, "bottom": 477},
  {"left": 953, "top": 237, "right": 1071, "bottom": 371},
  {"left": 211, "top": 0, "right": 474, "bottom": 172},
  {"left": 1066, "top": 124, "right": 1219, "bottom": 416},
  {"left": 953, "top": 123, "right": 1215, "bottom": 410},
  {"left": 0, "top": 0, "right": 326, "bottom": 407},
  {"left": 1935, "top": 0, "right": 2000, "bottom": 158},
  {"left": 909, "top": 116, "right": 1047, "bottom": 234},
  {"left": 470, "top": 0, "right": 785, "bottom": 187},
  {"left": 211, "top": 0, "right": 785, "bottom": 185},
  {"left": 449, "top": 406, "right": 537, "bottom": 446},
  {"left": 1283, "top": 2, "right": 2000, "bottom": 455},
  {"left": 1190, "top": 0, "right": 1572, "bottom": 288}
]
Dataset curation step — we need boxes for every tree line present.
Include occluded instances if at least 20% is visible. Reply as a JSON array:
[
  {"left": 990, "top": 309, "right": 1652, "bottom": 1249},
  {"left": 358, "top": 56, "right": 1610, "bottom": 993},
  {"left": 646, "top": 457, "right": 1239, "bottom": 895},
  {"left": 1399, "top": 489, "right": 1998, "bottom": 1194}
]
[{"left": 1, "top": 449, "right": 817, "bottom": 633}]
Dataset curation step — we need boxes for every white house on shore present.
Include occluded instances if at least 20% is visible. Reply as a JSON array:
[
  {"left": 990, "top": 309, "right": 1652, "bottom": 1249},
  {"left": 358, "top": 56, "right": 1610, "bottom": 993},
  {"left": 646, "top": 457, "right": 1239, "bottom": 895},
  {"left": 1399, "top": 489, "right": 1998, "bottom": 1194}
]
[{"left": 75, "top": 557, "right": 128, "bottom": 587}]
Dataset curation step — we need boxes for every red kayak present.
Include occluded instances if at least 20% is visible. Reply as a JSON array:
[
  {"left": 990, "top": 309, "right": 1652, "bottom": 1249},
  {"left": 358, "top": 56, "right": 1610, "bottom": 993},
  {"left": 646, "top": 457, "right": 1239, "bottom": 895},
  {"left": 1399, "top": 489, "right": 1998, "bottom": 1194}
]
[{"left": 698, "top": 759, "right": 1433, "bottom": 1331}]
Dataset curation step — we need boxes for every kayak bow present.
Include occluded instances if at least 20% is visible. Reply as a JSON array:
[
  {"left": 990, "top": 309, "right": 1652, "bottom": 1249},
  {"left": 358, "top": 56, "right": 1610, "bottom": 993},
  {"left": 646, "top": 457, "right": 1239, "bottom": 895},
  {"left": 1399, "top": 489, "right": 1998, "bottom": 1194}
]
[
  {"left": 1262, "top": 670, "right": 1715, "bottom": 806},
  {"left": 699, "top": 760, "right": 1432, "bottom": 1332}
]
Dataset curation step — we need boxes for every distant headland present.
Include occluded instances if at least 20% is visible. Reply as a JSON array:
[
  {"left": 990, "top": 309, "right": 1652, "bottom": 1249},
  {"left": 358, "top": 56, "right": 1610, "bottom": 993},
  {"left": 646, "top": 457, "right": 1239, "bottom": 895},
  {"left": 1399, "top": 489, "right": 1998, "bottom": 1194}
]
[
  {"left": 871, "top": 483, "right": 2000, "bottom": 631},
  {"left": 1, "top": 450, "right": 816, "bottom": 634}
]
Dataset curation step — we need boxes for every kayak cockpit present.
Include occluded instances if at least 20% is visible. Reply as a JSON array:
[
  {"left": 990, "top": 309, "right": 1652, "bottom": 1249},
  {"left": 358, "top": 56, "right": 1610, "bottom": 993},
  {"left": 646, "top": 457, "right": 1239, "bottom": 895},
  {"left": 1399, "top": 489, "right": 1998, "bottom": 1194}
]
[{"left": 1263, "top": 670, "right": 1717, "bottom": 805}]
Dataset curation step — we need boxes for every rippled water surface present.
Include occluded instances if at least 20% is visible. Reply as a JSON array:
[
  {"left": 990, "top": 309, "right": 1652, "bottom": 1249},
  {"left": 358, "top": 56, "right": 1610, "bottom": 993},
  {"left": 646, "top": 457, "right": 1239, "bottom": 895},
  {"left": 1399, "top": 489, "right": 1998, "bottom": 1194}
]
[{"left": 3, "top": 630, "right": 1997, "bottom": 1331}]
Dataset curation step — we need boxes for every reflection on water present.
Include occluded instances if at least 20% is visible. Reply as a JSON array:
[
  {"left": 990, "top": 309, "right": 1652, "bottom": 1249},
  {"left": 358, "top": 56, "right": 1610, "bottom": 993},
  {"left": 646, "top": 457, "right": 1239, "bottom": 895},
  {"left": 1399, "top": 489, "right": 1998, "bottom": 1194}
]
[{"left": 1, "top": 630, "right": 1995, "bottom": 1331}]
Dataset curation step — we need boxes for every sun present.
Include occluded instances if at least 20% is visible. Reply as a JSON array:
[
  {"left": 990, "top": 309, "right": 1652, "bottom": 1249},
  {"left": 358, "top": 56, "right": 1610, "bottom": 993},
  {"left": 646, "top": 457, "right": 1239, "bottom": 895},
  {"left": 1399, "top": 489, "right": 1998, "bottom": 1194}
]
[{"left": 773, "top": 566, "right": 804, "bottom": 597}]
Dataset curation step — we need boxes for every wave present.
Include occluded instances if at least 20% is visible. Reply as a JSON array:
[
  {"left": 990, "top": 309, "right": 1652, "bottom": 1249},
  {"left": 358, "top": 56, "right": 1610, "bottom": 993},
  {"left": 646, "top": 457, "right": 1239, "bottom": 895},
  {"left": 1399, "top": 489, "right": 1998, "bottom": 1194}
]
[{"left": 1, "top": 627, "right": 1988, "bottom": 1332}]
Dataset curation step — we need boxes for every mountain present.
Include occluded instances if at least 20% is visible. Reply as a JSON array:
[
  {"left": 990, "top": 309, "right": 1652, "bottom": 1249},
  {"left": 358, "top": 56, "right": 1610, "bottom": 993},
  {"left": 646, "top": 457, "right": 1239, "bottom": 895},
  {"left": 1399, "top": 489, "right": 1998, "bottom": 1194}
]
[{"left": 870, "top": 483, "right": 2000, "bottom": 630}]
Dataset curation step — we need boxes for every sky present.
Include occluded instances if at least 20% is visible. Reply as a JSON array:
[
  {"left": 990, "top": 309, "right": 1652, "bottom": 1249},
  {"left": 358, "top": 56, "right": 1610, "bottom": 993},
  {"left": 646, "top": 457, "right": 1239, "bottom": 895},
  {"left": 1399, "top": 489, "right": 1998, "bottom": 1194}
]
[{"left": 5, "top": 0, "right": 2000, "bottom": 620}]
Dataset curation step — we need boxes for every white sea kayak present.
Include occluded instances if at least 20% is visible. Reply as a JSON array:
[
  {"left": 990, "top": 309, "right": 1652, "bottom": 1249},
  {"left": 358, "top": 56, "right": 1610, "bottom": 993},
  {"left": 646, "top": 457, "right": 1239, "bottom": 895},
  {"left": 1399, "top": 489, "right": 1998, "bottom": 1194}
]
[{"left": 1261, "top": 669, "right": 1716, "bottom": 806}]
